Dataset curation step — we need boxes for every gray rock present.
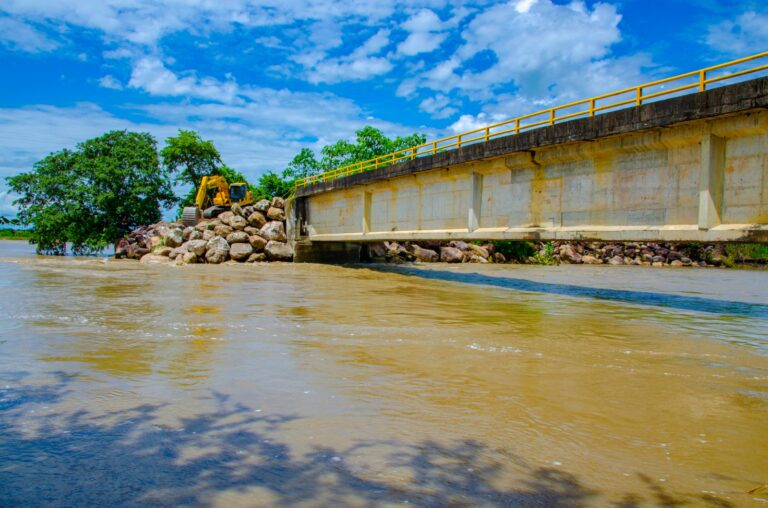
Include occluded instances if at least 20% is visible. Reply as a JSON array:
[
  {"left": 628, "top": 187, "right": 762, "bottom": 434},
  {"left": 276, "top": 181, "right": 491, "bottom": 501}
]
[
  {"left": 493, "top": 252, "right": 507, "bottom": 263},
  {"left": 467, "top": 244, "right": 490, "bottom": 259},
  {"left": 248, "top": 211, "right": 267, "bottom": 229},
  {"left": 218, "top": 211, "right": 235, "bottom": 225},
  {"left": 270, "top": 196, "right": 286, "bottom": 209},
  {"left": 188, "top": 230, "right": 203, "bottom": 241},
  {"left": 230, "top": 215, "right": 247, "bottom": 231},
  {"left": 248, "top": 235, "right": 268, "bottom": 252},
  {"left": 254, "top": 199, "right": 271, "bottom": 213},
  {"left": 581, "top": 255, "right": 602, "bottom": 264},
  {"left": 449, "top": 240, "right": 471, "bottom": 251},
  {"left": 260, "top": 221, "right": 287, "bottom": 242},
  {"left": 266, "top": 206, "right": 286, "bottom": 221},
  {"left": 226, "top": 231, "right": 250, "bottom": 244},
  {"left": 608, "top": 255, "right": 624, "bottom": 265},
  {"left": 265, "top": 240, "right": 294, "bottom": 261},
  {"left": 182, "top": 227, "right": 195, "bottom": 241},
  {"left": 230, "top": 242, "right": 254, "bottom": 261},
  {"left": 155, "top": 246, "right": 173, "bottom": 257},
  {"left": 652, "top": 261, "right": 665, "bottom": 267},
  {"left": 182, "top": 251, "right": 198, "bottom": 264},
  {"left": 231, "top": 204, "right": 244, "bottom": 217},
  {"left": 214, "top": 224, "right": 234, "bottom": 238},
  {"left": 670, "top": 260, "right": 684, "bottom": 267},
  {"left": 247, "top": 252, "right": 267, "bottom": 263},
  {"left": 202, "top": 230, "right": 215, "bottom": 241},
  {"left": 469, "top": 254, "right": 488, "bottom": 263},
  {"left": 440, "top": 246, "right": 464, "bottom": 263},
  {"left": 681, "top": 257, "right": 692, "bottom": 266},
  {"left": 410, "top": 244, "right": 438, "bottom": 262},
  {"left": 244, "top": 226, "right": 260, "bottom": 236},
  {"left": 205, "top": 236, "right": 230, "bottom": 264},
  {"left": 186, "top": 239, "right": 208, "bottom": 257}
]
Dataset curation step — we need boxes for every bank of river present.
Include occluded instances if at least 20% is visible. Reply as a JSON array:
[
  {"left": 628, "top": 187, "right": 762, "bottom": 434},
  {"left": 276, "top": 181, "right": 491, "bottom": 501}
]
[{"left": 0, "top": 240, "right": 766, "bottom": 506}]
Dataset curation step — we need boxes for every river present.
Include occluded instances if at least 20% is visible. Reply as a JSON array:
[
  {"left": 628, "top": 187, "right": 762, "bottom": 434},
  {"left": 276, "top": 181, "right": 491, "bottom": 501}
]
[{"left": 0, "top": 239, "right": 766, "bottom": 507}]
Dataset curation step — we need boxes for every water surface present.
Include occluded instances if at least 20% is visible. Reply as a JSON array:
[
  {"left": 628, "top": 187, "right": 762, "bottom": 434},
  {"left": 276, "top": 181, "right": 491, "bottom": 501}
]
[{"left": 1, "top": 240, "right": 766, "bottom": 506}]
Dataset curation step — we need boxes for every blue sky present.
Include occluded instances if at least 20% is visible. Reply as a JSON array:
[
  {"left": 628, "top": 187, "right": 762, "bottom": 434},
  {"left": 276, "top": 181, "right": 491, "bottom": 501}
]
[{"left": 1, "top": 0, "right": 767, "bottom": 216}]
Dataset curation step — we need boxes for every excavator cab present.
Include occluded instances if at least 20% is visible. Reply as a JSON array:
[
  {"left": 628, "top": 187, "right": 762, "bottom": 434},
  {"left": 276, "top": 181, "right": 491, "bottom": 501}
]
[{"left": 228, "top": 183, "right": 249, "bottom": 204}]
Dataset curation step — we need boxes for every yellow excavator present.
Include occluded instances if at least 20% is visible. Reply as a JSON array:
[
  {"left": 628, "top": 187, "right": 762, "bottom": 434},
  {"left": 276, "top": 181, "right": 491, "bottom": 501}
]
[{"left": 182, "top": 175, "right": 253, "bottom": 226}]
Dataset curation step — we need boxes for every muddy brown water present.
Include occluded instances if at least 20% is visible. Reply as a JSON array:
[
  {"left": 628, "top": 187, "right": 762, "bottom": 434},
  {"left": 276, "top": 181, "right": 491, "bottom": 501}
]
[{"left": 0, "top": 239, "right": 766, "bottom": 506}]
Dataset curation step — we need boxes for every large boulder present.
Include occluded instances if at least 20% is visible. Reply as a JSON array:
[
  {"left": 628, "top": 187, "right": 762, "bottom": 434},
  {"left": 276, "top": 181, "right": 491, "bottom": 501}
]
[
  {"left": 469, "top": 255, "right": 488, "bottom": 263},
  {"left": 154, "top": 246, "right": 173, "bottom": 257},
  {"left": 248, "top": 235, "right": 268, "bottom": 252},
  {"left": 231, "top": 204, "right": 244, "bottom": 217},
  {"left": 205, "top": 236, "right": 230, "bottom": 264},
  {"left": 202, "top": 230, "right": 215, "bottom": 241},
  {"left": 226, "top": 231, "right": 250, "bottom": 244},
  {"left": 182, "top": 226, "right": 195, "bottom": 241},
  {"left": 115, "top": 237, "right": 130, "bottom": 258},
  {"left": 410, "top": 244, "right": 438, "bottom": 262},
  {"left": 270, "top": 196, "right": 286, "bottom": 209},
  {"left": 266, "top": 206, "right": 286, "bottom": 221},
  {"left": 260, "top": 221, "right": 287, "bottom": 242},
  {"left": 248, "top": 211, "right": 267, "bottom": 229},
  {"left": 265, "top": 240, "right": 294, "bottom": 261},
  {"left": 214, "top": 224, "right": 234, "bottom": 238},
  {"left": 440, "top": 246, "right": 464, "bottom": 263},
  {"left": 253, "top": 199, "right": 271, "bottom": 213},
  {"left": 247, "top": 252, "right": 267, "bottom": 263},
  {"left": 230, "top": 215, "right": 247, "bottom": 231},
  {"left": 449, "top": 240, "right": 471, "bottom": 252},
  {"left": 581, "top": 255, "right": 602, "bottom": 265},
  {"left": 188, "top": 229, "right": 203, "bottom": 241},
  {"left": 218, "top": 211, "right": 235, "bottom": 225},
  {"left": 182, "top": 252, "right": 198, "bottom": 264},
  {"left": 230, "top": 242, "right": 254, "bottom": 262},
  {"left": 186, "top": 239, "right": 208, "bottom": 257},
  {"left": 467, "top": 244, "right": 490, "bottom": 259}
]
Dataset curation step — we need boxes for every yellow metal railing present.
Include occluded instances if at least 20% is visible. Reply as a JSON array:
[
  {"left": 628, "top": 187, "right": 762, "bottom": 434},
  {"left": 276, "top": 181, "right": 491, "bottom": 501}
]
[{"left": 296, "top": 51, "right": 768, "bottom": 188}]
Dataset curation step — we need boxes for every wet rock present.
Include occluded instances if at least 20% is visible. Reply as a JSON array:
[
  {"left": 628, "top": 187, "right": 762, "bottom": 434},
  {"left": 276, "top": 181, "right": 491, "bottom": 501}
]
[
  {"left": 440, "top": 246, "right": 464, "bottom": 263},
  {"left": 248, "top": 235, "right": 268, "bottom": 252},
  {"left": 254, "top": 199, "right": 271, "bottom": 213},
  {"left": 410, "top": 244, "right": 439, "bottom": 262},
  {"left": 469, "top": 255, "right": 488, "bottom": 263},
  {"left": 115, "top": 237, "right": 130, "bottom": 259},
  {"left": 558, "top": 244, "right": 582, "bottom": 264},
  {"left": 581, "top": 255, "right": 602, "bottom": 264},
  {"left": 467, "top": 244, "right": 490, "bottom": 260},
  {"left": 165, "top": 228, "right": 184, "bottom": 248},
  {"left": 214, "top": 224, "right": 234, "bottom": 238},
  {"left": 155, "top": 246, "right": 173, "bottom": 257},
  {"left": 260, "top": 221, "right": 287, "bottom": 242},
  {"left": 186, "top": 239, "right": 208, "bottom": 257},
  {"left": 652, "top": 255, "right": 665, "bottom": 263},
  {"left": 608, "top": 255, "right": 624, "bottom": 265},
  {"left": 670, "top": 260, "right": 684, "bottom": 267},
  {"left": 248, "top": 211, "right": 267, "bottom": 229},
  {"left": 652, "top": 261, "right": 664, "bottom": 267},
  {"left": 493, "top": 252, "right": 507, "bottom": 264},
  {"left": 681, "top": 257, "right": 692, "bottom": 266},
  {"left": 247, "top": 252, "right": 267, "bottom": 263},
  {"left": 182, "top": 252, "right": 198, "bottom": 264},
  {"left": 270, "top": 196, "right": 286, "bottom": 209},
  {"left": 205, "top": 236, "right": 230, "bottom": 264},
  {"left": 226, "top": 231, "right": 249, "bottom": 244},
  {"left": 140, "top": 253, "right": 171, "bottom": 264},
  {"left": 265, "top": 240, "right": 294, "bottom": 261},
  {"left": 266, "top": 206, "right": 286, "bottom": 221},
  {"left": 230, "top": 242, "right": 254, "bottom": 261}
]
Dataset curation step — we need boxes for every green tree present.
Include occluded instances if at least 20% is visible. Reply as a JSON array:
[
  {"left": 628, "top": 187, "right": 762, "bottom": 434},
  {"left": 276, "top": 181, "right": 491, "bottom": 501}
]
[
  {"left": 251, "top": 171, "right": 293, "bottom": 200},
  {"left": 6, "top": 130, "right": 175, "bottom": 255},
  {"left": 160, "top": 129, "right": 222, "bottom": 186}
]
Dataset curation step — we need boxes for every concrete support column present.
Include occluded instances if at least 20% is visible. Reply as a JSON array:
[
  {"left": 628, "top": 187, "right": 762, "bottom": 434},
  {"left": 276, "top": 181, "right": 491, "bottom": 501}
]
[
  {"left": 698, "top": 133, "right": 726, "bottom": 230},
  {"left": 362, "top": 190, "right": 371, "bottom": 234},
  {"left": 468, "top": 172, "right": 483, "bottom": 232}
]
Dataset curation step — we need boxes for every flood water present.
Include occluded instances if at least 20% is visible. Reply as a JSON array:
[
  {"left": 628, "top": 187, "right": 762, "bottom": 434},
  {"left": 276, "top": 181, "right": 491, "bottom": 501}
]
[{"left": 1, "top": 239, "right": 766, "bottom": 507}]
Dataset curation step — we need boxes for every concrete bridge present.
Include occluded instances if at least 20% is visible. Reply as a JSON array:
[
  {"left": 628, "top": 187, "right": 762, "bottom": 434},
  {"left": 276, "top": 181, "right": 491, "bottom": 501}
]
[{"left": 290, "top": 75, "right": 768, "bottom": 261}]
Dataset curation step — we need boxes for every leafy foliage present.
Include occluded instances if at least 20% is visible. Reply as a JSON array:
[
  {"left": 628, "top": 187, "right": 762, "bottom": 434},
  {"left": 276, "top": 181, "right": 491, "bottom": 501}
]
[
  {"left": 282, "top": 126, "right": 427, "bottom": 181},
  {"left": 491, "top": 241, "right": 537, "bottom": 262},
  {"left": 251, "top": 171, "right": 294, "bottom": 200},
  {"left": 6, "top": 131, "right": 175, "bottom": 255},
  {"left": 160, "top": 129, "right": 222, "bottom": 186}
]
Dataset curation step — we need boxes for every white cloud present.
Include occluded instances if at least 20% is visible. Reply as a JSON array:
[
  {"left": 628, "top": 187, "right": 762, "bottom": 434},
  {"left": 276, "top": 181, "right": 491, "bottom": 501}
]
[
  {"left": 128, "top": 57, "right": 240, "bottom": 103},
  {"left": 0, "top": 16, "right": 58, "bottom": 52},
  {"left": 99, "top": 75, "right": 123, "bottom": 90},
  {"left": 305, "top": 29, "right": 394, "bottom": 84},
  {"left": 419, "top": 94, "right": 458, "bottom": 119},
  {"left": 706, "top": 10, "right": 768, "bottom": 57},
  {"left": 398, "top": 9, "right": 447, "bottom": 56}
]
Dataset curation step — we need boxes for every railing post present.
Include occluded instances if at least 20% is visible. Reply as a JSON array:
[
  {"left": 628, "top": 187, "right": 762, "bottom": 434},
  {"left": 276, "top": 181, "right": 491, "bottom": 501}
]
[
  {"left": 484, "top": 127, "right": 489, "bottom": 142},
  {"left": 636, "top": 87, "right": 642, "bottom": 106},
  {"left": 699, "top": 70, "right": 706, "bottom": 92},
  {"left": 433, "top": 141, "right": 437, "bottom": 155},
  {"left": 515, "top": 119, "right": 520, "bottom": 134},
  {"left": 549, "top": 109, "right": 555, "bottom": 126},
  {"left": 411, "top": 148, "right": 416, "bottom": 161},
  {"left": 457, "top": 134, "right": 462, "bottom": 149}
]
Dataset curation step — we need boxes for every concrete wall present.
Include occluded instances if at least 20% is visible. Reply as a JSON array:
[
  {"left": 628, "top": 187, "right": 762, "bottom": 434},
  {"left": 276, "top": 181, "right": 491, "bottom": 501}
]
[{"left": 299, "top": 109, "right": 768, "bottom": 243}]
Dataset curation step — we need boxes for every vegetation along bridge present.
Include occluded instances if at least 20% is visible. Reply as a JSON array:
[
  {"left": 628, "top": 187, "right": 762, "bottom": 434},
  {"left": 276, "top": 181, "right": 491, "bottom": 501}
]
[{"left": 290, "top": 52, "right": 768, "bottom": 261}]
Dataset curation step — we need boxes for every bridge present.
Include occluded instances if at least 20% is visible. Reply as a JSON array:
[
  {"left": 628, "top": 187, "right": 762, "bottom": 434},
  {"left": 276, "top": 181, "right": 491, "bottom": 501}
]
[{"left": 289, "top": 53, "right": 768, "bottom": 261}]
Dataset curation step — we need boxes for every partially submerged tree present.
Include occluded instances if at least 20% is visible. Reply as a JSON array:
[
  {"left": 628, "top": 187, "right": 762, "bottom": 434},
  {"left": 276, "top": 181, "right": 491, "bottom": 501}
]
[{"left": 7, "top": 130, "right": 175, "bottom": 255}]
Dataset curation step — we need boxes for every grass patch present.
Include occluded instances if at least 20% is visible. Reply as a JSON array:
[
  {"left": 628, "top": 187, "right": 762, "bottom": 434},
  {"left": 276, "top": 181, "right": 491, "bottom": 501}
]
[{"left": 723, "top": 243, "right": 768, "bottom": 266}]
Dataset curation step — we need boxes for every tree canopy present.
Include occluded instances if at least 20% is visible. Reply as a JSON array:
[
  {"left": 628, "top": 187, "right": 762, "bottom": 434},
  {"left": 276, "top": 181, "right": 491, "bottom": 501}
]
[
  {"left": 6, "top": 130, "right": 175, "bottom": 255},
  {"left": 160, "top": 129, "right": 222, "bottom": 186}
]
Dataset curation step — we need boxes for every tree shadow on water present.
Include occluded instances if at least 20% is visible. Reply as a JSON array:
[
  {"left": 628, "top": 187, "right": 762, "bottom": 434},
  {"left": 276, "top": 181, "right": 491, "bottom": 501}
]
[{"left": 0, "top": 375, "right": 739, "bottom": 507}]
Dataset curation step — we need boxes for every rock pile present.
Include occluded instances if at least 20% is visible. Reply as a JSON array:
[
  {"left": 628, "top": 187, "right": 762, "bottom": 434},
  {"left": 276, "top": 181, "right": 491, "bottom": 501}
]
[
  {"left": 115, "top": 197, "right": 294, "bottom": 265},
  {"left": 364, "top": 240, "right": 727, "bottom": 267}
]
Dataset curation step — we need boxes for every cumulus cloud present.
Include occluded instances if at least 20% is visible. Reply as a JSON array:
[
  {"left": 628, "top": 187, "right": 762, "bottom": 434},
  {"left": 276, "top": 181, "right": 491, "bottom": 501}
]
[
  {"left": 305, "top": 29, "right": 394, "bottom": 84},
  {"left": 128, "top": 57, "right": 240, "bottom": 103},
  {"left": 706, "top": 10, "right": 768, "bottom": 57},
  {"left": 98, "top": 75, "right": 123, "bottom": 90},
  {"left": 397, "top": 9, "right": 448, "bottom": 56}
]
